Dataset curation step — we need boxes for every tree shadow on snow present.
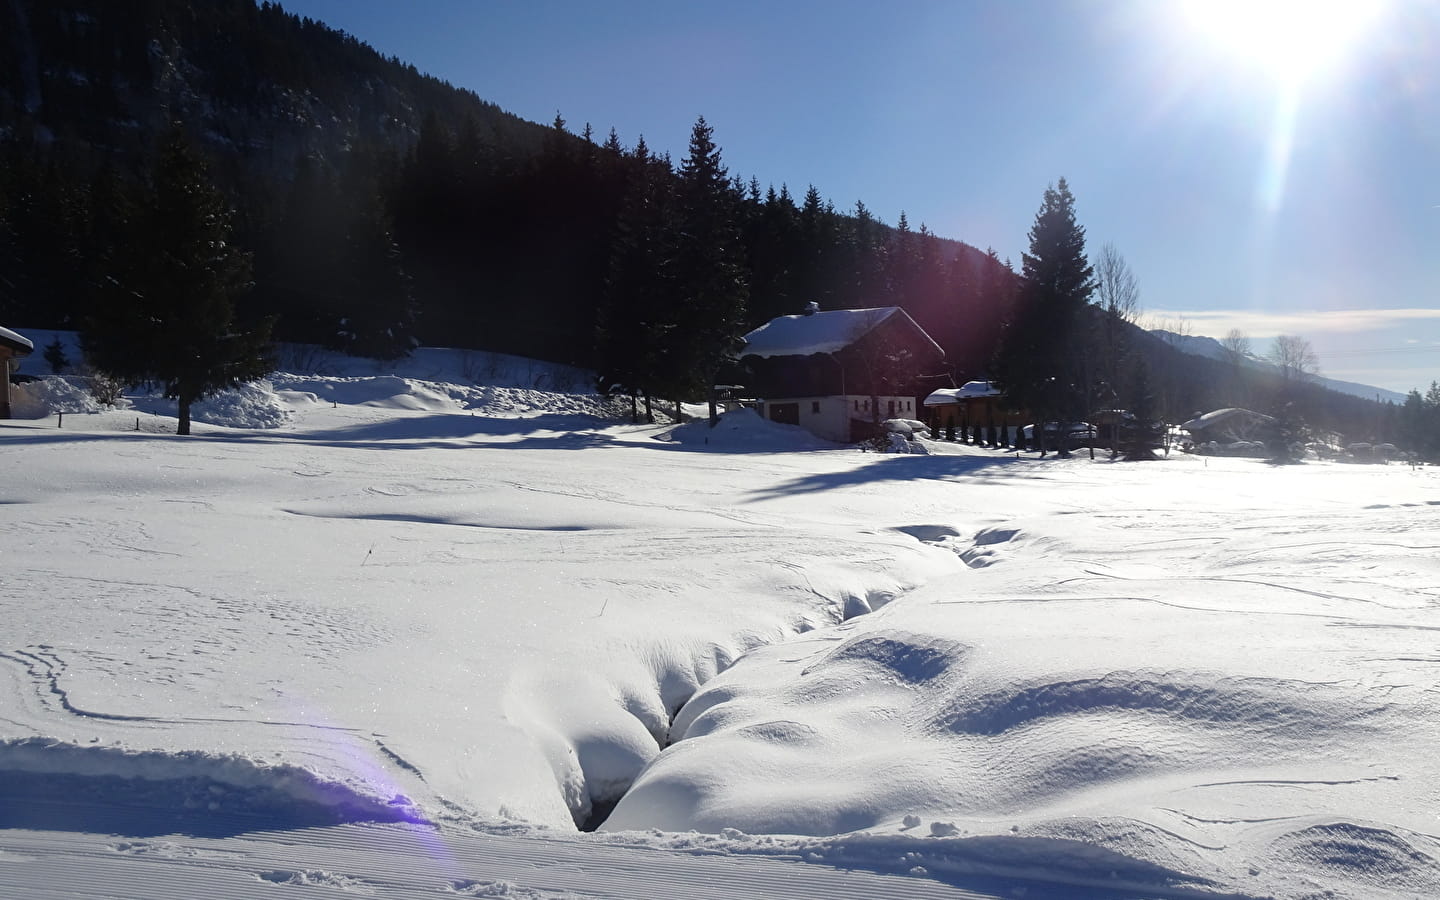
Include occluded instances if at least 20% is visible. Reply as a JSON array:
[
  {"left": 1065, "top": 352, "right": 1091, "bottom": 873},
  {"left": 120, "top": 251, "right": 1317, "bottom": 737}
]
[
  {"left": 230, "top": 412, "right": 624, "bottom": 450},
  {"left": 745, "top": 452, "right": 1031, "bottom": 501}
]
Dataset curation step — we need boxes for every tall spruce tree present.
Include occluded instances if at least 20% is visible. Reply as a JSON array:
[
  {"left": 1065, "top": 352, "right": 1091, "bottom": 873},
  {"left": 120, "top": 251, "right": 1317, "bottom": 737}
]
[
  {"left": 596, "top": 137, "right": 675, "bottom": 419},
  {"left": 335, "top": 191, "right": 417, "bottom": 360},
  {"left": 83, "top": 127, "right": 271, "bottom": 435},
  {"left": 994, "top": 177, "right": 1094, "bottom": 455},
  {"left": 666, "top": 116, "right": 749, "bottom": 422}
]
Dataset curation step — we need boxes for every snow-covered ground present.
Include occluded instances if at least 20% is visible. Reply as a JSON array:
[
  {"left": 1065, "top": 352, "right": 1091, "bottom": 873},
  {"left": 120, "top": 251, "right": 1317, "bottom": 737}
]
[{"left": 3, "top": 342, "right": 1438, "bottom": 899}]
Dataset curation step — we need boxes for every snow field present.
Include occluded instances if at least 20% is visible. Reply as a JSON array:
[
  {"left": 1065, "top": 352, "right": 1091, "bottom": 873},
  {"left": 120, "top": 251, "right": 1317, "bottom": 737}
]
[{"left": 3, "top": 352, "right": 1440, "bottom": 898}]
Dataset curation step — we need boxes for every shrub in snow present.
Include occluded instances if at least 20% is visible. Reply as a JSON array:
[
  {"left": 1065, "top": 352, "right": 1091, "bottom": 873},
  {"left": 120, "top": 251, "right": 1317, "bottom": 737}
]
[
  {"left": 84, "top": 372, "right": 128, "bottom": 408},
  {"left": 883, "top": 432, "right": 930, "bottom": 454}
]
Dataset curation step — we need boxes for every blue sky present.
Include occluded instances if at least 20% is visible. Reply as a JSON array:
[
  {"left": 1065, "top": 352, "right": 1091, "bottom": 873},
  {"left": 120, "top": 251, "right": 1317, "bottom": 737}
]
[{"left": 277, "top": 0, "right": 1438, "bottom": 395}]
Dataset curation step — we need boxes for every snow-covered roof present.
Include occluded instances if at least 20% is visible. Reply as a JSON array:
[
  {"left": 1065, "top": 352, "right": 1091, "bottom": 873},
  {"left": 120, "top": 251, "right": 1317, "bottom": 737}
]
[
  {"left": 740, "top": 307, "right": 932, "bottom": 359},
  {"left": 923, "top": 380, "right": 1001, "bottom": 406},
  {"left": 1180, "top": 407, "right": 1274, "bottom": 432},
  {"left": 0, "top": 325, "right": 34, "bottom": 356}
]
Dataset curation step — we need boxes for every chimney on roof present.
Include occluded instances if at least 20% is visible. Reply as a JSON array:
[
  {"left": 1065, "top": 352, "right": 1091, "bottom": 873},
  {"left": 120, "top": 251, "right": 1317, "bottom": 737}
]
[{"left": 803, "top": 301, "right": 820, "bottom": 315}]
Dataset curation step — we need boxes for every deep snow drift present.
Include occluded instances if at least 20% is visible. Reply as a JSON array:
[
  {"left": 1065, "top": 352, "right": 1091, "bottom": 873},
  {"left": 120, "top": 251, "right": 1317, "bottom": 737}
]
[{"left": 3, "top": 344, "right": 1439, "bottom": 899}]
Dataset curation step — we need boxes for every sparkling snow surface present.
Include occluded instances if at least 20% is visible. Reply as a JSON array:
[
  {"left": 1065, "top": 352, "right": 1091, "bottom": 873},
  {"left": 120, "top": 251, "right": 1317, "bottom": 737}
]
[{"left": 3, "top": 346, "right": 1439, "bottom": 899}]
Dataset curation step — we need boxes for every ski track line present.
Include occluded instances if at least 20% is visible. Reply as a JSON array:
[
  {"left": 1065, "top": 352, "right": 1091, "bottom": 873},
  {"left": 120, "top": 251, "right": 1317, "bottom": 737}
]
[{"left": 0, "top": 820, "right": 1019, "bottom": 900}]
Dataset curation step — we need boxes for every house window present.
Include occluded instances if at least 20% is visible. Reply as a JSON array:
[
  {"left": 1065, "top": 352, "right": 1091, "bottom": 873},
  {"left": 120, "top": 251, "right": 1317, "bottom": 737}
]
[
  {"left": 906, "top": 400, "right": 912, "bottom": 411},
  {"left": 854, "top": 399, "right": 860, "bottom": 411},
  {"left": 811, "top": 401, "right": 820, "bottom": 414},
  {"left": 769, "top": 402, "right": 800, "bottom": 426},
  {"left": 887, "top": 400, "right": 895, "bottom": 416}
]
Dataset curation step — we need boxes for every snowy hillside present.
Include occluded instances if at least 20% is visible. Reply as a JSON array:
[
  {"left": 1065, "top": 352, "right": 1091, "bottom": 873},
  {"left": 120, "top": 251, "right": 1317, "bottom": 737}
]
[
  {"left": 1149, "top": 329, "right": 1408, "bottom": 405},
  {"left": 3, "top": 345, "right": 1439, "bottom": 899}
]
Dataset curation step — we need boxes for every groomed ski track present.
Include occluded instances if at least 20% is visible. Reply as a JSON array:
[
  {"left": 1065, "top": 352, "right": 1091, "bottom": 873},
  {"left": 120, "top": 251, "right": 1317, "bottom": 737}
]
[{"left": 0, "top": 809, "right": 1033, "bottom": 900}]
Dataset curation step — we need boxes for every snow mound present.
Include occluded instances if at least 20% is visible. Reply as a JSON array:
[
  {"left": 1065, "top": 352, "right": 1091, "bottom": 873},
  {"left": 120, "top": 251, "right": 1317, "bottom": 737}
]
[
  {"left": 269, "top": 373, "right": 617, "bottom": 421},
  {"left": 269, "top": 374, "right": 454, "bottom": 411},
  {"left": 5, "top": 375, "right": 109, "bottom": 417},
  {"left": 114, "top": 381, "right": 293, "bottom": 429},
  {"left": 273, "top": 343, "right": 594, "bottom": 392},
  {"left": 662, "top": 408, "right": 839, "bottom": 451},
  {"left": 944, "top": 671, "right": 1356, "bottom": 736},
  {"left": 1262, "top": 821, "right": 1440, "bottom": 898},
  {"left": 814, "top": 631, "right": 965, "bottom": 684},
  {"left": 189, "top": 381, "right": 293, "bottom": 429}
]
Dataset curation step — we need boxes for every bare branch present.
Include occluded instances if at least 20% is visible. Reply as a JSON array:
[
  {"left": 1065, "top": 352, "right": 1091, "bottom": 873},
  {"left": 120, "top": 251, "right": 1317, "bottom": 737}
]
[
  {"left": 1220, "top": 328, "right": 1251, "bottom": 366},
  {"left": 1268, "top": 334, "right": 1319, "bottom": 383},
  {"left": 1094, "top": 243, "right": 1140, "bottom": 325}
]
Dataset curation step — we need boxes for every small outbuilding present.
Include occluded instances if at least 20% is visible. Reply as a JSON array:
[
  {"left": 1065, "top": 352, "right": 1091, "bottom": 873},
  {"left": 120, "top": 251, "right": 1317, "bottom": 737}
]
[
  {"left": 923, "top": 380, "right": 1027, "bottom": 445},
  {"left": 1, "top": 325, "right": 35, "bottom": 420}
]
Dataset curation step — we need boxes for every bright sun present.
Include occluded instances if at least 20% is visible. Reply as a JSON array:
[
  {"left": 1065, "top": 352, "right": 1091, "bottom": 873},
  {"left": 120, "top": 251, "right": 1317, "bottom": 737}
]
[{"left": 1181, "top": 0, "right": 1384, "bottom": 85}]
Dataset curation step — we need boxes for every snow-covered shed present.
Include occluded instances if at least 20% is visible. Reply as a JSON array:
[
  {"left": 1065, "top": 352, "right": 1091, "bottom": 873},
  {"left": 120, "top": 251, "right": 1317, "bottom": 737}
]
[
  {"left": 922, "top": 380, "right": 1025, "bottom": 443},
  {"left": 924, "top": 380, "right": 1002, "bottom": 422},
  {"left": 1180, "top": 407, "right": 1274, "bottom": 445},
  {"left": 735, "top": 304, "right": 945, "bottom": 443},
  {"left": 1, "top": 325, "right": 35, "bottom": 420}
]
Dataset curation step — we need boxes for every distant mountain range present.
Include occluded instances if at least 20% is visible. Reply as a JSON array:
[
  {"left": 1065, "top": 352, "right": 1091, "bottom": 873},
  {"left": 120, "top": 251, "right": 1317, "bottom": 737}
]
[{"left": 1149, "top": 330, "right": 1408, "bottom": 405}]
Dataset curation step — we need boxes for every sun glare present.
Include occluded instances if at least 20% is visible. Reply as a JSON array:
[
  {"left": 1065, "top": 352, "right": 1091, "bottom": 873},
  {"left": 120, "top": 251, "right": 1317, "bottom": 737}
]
[{"left": 1182, "top": 0, "right": 1384, "bottom": 85}]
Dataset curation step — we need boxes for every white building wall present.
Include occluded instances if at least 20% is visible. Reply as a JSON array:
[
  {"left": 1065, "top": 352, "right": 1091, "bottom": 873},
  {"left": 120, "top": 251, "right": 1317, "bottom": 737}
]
[{"left": 762, "top": 395, "right": 921, "bottom": 443}]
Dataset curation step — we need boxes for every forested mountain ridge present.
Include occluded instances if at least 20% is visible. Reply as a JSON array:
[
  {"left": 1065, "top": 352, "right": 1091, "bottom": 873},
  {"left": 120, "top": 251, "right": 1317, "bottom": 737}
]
[
  {"left": 1, "top": 0, "right": 1019, "bottom": 375},
  {"left": 0, "top": 0, "right": 543, "bottom": 182}
]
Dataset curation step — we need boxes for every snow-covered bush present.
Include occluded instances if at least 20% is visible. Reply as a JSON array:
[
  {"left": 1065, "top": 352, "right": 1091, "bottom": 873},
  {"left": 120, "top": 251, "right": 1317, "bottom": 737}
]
[{"left": 84, "top": 372, "right": 127, "bottom": 407}]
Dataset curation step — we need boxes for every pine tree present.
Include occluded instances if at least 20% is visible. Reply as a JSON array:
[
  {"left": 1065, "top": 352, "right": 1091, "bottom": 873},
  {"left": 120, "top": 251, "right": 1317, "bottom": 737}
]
[
  {"left": 83, "top": 127, "right": 272, "bottom": 435},
  {"left": 43, "top": 337, "right": 69, "bottom": 374},
  {"left": 596, "top": 138, "right": 675, "bottom": 418},
  {"left": 848, "top": 200, "right": 887, "bottom": 309},
  {"left": 994, "top": 178, "right": 1094, "bottom": 455},
  {"left": 259, "top": 155, "right": 347, "bottom": 345},
  {"left": 795, "top": 185, "right": 837, "bottom": 310},
  {"left": 886, "top": 211, "right": 915, "bottom": 309},
  {"left": 335, "top": 190, "right": 417, "bottom": 359},
  {"left": 665, "top": 116, "right": 749, "bottom": 422}
]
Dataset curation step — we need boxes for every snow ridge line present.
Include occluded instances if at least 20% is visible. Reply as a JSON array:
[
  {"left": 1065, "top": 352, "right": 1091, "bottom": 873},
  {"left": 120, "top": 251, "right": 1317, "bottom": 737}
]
[{"left": 0, "top": 738, "right": 426, "bottom": 828}]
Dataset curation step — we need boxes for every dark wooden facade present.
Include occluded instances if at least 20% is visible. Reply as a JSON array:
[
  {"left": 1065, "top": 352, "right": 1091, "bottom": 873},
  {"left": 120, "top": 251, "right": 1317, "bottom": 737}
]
[{"left": 736, "top": 309, "right": 945, "bottom": 400}]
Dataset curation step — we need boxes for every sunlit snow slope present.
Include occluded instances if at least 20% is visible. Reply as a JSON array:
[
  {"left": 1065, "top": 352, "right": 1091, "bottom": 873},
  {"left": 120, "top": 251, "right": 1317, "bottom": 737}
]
[{"left": 3, "top": 345, "right": 1439, "bottom": 899}]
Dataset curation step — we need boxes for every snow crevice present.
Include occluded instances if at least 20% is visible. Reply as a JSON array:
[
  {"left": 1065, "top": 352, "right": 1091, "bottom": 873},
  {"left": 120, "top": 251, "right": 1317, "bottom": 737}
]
[
  {"left": 560, "top": 600, "right": 888, "bottom": 833},
  {"left": 575, "top": 605, "right": 896, "bottom": 832}
]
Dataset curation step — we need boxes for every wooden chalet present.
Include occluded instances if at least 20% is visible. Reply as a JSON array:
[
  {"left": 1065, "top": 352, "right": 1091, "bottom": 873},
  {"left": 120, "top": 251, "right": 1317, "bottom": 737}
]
[{"left": 735, "top": 305, "right": 945, "bottom": 443}]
